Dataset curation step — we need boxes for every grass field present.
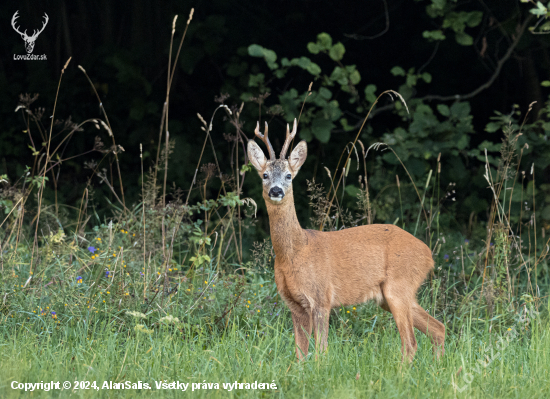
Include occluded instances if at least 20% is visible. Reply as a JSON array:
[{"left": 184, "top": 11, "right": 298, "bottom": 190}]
[{"left": 1, "top": 291, "right": 548, "bottom": 398}]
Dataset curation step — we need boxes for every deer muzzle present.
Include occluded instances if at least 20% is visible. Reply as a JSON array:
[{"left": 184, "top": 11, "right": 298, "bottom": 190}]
[{"left": 268, "top": 186, "right": 284, "bottom": 201}]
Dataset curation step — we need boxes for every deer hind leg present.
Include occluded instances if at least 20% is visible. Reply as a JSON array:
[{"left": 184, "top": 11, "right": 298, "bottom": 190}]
[
  {"left": 312, "top": 308, "right": 330, "bottom": 358},
  {"left": 291, "top": 306, "right": 312, "bottom": 361},
  {"left": 381, "top": 287, "right": 417, "bottom": 362},
  {"left": 412, "top": 302, "right": 445, "bottom": 359}
]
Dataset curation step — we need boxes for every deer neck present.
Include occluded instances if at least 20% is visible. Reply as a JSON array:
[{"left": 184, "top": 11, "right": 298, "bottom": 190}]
[{"left": 265, "top": 190, "right": 306, "bottom": 262}]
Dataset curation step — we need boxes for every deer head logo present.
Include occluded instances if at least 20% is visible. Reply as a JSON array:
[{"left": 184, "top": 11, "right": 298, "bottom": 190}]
[{"left": 11, "top": 11, "right": 49, "bottom": 54}]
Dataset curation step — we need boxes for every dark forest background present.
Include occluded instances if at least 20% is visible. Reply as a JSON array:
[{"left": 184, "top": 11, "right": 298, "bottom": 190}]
[{"left": 1, "top": 0, "right": 549, "bottom": 247}]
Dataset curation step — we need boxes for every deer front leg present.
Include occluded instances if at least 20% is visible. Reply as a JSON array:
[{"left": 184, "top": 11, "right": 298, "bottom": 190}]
[
  {"left": 313, "top": 308, "right": 330, "bottom": 357},
  {"left": 291, "top": 306, "right": 312, "bottom": 360}
]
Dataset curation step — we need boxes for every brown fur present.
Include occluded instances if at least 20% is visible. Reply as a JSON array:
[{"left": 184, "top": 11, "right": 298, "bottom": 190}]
[{"left": 247, "top": 121, "right": 445, "bottom": 362}]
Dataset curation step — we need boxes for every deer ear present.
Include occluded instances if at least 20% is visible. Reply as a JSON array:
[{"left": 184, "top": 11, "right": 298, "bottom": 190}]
[
  {"left": 289, "top": 140, "right": 307, "bottom": 172},
  {"left": 247, "top": 140, "right": 267, "bottom": 171}
]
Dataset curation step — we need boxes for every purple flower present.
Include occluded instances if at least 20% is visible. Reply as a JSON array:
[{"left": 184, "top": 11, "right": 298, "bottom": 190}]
[
  {"left": 140, "top": 272, "right": 144, "bottom": 277},
  {"left": 444, "top": 254, "right": 449, "bottom": 261},
  {"left": 464, "top": 239, "right": 469, "bottom": 245},
  {"left": 105, "top": 270, "right": 111, "bottom": 278},
  {"left": 490, "top": 242, "right": 494, "bottom": 247},
  {"left": 88, "top": 246, "right": 96, "bottom": 253}
]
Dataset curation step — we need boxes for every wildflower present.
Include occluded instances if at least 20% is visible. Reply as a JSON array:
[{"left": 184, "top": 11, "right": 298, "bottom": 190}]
[
  {"left": 140, "top": 272, "right": 144, "bottom": 277},
  {"left": 160, "top": 315, "right": 180, "bottom": 324},
  {"left": 88, "top": 246, "right": 96, "bottom": 254},
  {"left": 257, "top": 310, "right": 260, "bottom": 313},
  {"left": 76, "top": 276, "right": 83, "bottom": 284},
  {"left": 106, "top": 291, "right": 110, "bottom": 294},
  {"left": 112, "top": 253, "right": 116, "bottom": 257},
  {"left": 248, "top": 300, "right": 251, "bottom": 304},
  {"left": 490, "top": 242, "right": 494, "bottom": 247},
  {"left": 347, "top": 310, "right": 350, "bottom": 313},
  {"left": 51, "top": 311, "right": 57, "bottom": 319},
  {"left": 204, "top": 281, "right": 208, "bottom": 284},
  {"left": 96, "top": 237, "right": 101, "bottom": 241},
  {"left": 120, "top": 229, "right": 125, "bottom": 233},
  {"left": 353, "top": 307, "right": 356, "bottom": 310},
  {"left": 464, "top": 239, "right": 469, "bottom": 245},
  {"left": 127, "top": 311, "right": 147, "bottom": 319},
  {"left": 444, "top": 254, "right": 449, "bottom": 261},
  {"left": 508, "top": 328, "right": 512, "bottom": 331},
  {"left": 260, "top": 284, "right": 263, "bottom": 287}
]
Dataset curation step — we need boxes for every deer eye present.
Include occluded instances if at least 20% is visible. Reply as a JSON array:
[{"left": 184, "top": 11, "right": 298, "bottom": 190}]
[
  {"left": 286, "top": 174, "right": 292, "bottom": 180},
  {"left": 263, "top": 173, "right": 268, "bottom": 179}
]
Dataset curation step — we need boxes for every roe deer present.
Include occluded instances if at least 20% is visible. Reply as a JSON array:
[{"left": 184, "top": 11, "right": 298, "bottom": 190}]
[{"left": 247, "top": 119, "right": 445, "bottom": 362}]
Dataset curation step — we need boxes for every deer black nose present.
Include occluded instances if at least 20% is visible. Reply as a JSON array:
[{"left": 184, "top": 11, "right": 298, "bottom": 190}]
[{"left": 268, "top": 186, "right": 284, "bottom": 199}]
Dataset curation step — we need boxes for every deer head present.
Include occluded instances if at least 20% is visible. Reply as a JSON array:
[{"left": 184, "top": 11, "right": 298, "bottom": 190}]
[
  {"left": 247, "top": 119, "right": 307, "bottom": 204},
  {"left": 11, "top": 11, "right": 49, "bottom": 54}
]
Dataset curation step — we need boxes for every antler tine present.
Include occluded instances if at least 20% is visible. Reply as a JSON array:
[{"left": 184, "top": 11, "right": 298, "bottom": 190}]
[
  {"left": 280, "top": 118, "right": 297, "bottom": 160},
  {"left": 254, "top": 121, "right": 276, "bottom": 160}
]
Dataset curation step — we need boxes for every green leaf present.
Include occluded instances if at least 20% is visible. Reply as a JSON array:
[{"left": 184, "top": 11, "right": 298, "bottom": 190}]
[
  {"left": 421, "top": 72, "right": 432, "bottom": 83},
  {"left": 316, "top": 33, "right": 333, "bottom": 50},
  {"left": 248, "top": 44, "right": 265, "bottom": 58},
  {"left": 422, "top": 30, "right": 446, "bottom": 41},
  {"left": 349, "top": 70, "right": 361, "bottom": 85},
  {"left": 248, "top": 73, "right": 265, "bottom": 87},
  {"left": 542, "top": 81, "right": 550, "bottom": 87},
  {"left": 466, "top": 11, "right": 483, "bottom": 27},
  {"left": 364, "top": 84, "right": 377, "bottom": 102},
  {"left": 455, "top": 32, "right": 473, "bottom": 46},
  {"left": 390, "top": 66, "right": 406, "bottom": 76},
  {"left": 437, "top": 104, "right": 450, "bottom": 117},
  {"left": 306, "top": 62, "right": 322, "bottom": 76},
  {"left": 307, "top": 42, "right": 320, "bottom": 54},
  {"left": 311, "top": 117, "right": 335, "bottom": 143},
  {"left": 329, "top": 42, "right": 346, "bottom": 61},
  {"left": 319, "top": 87, "right": 333, "bottom": 100},
  {"left": 406, "top": 74, "right": 417, "bottom": 87}
]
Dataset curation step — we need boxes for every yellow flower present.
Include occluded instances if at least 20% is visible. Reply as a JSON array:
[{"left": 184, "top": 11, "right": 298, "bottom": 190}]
[
  {"left": 106, "top": 291, "right": 110, "bottom": 294},
  {"left": 213, "top": 285, "right": 215, "bottom": 287},
  {"left": 260, "top": 284, "right": 263, "bottom": 287},
  {"left": 353, "top": 307, "right": 356, "bottom": 310},
  {"left": 246, "top": 305, "right": 249, "bottom": 308},
  {"left": 248, "top": 300, "right": 251, "bottom": 304},
  {"left": 257, "top": 310, "right": 260, "bottom": 313},
  {"left": 112, "top": 253, "right": 116, "bottom": 257},
  {"left": 204, "top": 281, "right": 208, "bottom": 284},
  {"left": 169, "top": 269, "right": 172, "bottom": 272},
  {"left": 187, "top": 289, "right": 191, "bottom": 292}
]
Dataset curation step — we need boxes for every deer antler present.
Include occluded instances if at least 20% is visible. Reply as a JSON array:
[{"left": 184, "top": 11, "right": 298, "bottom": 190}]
[
  {"left": 254, "top": 121, "right": 276, "bottom": 160},
  {"left": 31, "top": 13, "right": 49, "bottom": 39},
  {"left": 11, "top": 11, "right": 26, "bottom": 38},
  {"left": 280, "top": 118, "right": 297, "bottom": 160}
]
